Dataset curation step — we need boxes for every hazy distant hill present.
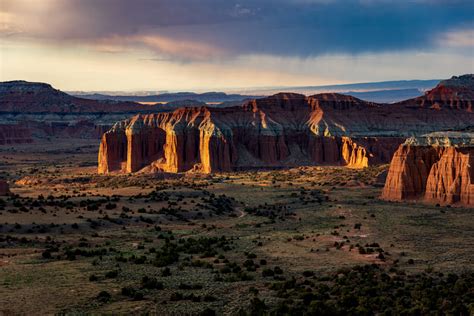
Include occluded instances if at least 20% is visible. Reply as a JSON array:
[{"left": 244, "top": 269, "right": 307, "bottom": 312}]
[
  {"left": 250, "top": 79, "right": 440, "bottom": 95},
  {"left": 344, "top": 88, "right": 424, "bottom": 103},
  {"left": 73, "top": 92, "right": 261, "bottom": 103},
  {"left": 240, "top": 79, "right": 440, "bottom": 103},
  {"left": 70, "top": 79, "right": 440, "bottom": 104}
]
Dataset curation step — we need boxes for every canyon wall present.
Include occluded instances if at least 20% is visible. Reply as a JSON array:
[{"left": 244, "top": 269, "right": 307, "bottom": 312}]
[
  {"left": 99, "top": 92, "right": 446, "bottom": 174},
  {"left": 98, "top": 78, "right": 474, "bottom": 174},
  {"left": 381, "top": 134, "right": 473, "bottom": 206},
  {"left": 397, "top": 74, "right": 473, "bottom": 112},
  {"left": 0, "top": 125, "right": 33, "bottom": 145},
  {"left": 2, "top": 75, "right": 473, "bottom": 149},
  {"left": 99, "top": 74, "right": 474, "bottom": 175}
]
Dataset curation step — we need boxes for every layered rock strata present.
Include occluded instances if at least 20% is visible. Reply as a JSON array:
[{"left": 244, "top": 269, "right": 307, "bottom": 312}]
[
  {"left": 0, "top": 81, "right": 160, "bottom": 113},
  {"left": 0, "top": 124, "right": 33, "bottom": 145},
  {"left": 98, "top": 89, "right": 474, "bottom": 174},
  {"left": 95, "top": 74, "right": 473, "bottom": 175},
  {"left": 381, "top": 133, "right": 473, "bottom": 206},
  {"left": 0, "top": 81, "right": 165, "bottom": 143},
  {"left": 397, "top": 74, "right": 473, "bottom": 112}
]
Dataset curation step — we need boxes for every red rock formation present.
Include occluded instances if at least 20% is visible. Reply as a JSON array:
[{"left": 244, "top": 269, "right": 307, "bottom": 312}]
[
  {"left": 0, "top": 180, "right": 10, "bottom": 196},
  {"left": 95, "top": 75, "right": 474, "bottom": 175},
  {"left": 341, "top": 137, "right": 369, "bottom": 168},
  {"left": 397, "top": 74, "right": 474, "bottom": 112},
  {"left": 382, "top": 134, "right": 473, "bottom": 206},
  {"left": 98, "top": 94, "right": 408, "bottom": 174},
  {"left": 381, "top": 145, "right": 440, "bottom": 200},
  {"left": 425, "top": 147, "right": 473, "bottom": 205},
  {"left": 0, "top": 81, "right": 167, "bottom": 142},
  {"left": 0, "top": 81, "right": 161, "bottom": 113},
  {"left": 98, "top": 128, "right": 128, "bottom": 174},
  {"left": 0, "top": 124, "right": 33, "bottom": 145}
]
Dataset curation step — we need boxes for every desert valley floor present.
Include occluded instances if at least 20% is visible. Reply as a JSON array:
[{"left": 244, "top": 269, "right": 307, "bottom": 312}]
[
  {"left": 1, "top": 138, "right": 473, "bottom": 315},
  {"left": 2, "top": 0, "right": 474, "bottom": 313}
]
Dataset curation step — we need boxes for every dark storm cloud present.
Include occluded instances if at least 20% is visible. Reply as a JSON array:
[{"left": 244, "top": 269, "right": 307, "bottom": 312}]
[{"left": 4, "top": 0, "right": 474, "bottom": 58}]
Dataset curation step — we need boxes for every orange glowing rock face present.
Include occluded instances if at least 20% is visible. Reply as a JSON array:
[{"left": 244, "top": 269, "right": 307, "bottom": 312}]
[
  {"left": 382, "top": 135, "right": 473, "bottom": 206},
  {"left": 424, "top": 147, "right": 473, "bottom": 205},
  {"left": 97, "top": 75, "right": 474, "bottom": 176},
  {"left": 97, "top": 93, "right": 405, "bottom": 174}
]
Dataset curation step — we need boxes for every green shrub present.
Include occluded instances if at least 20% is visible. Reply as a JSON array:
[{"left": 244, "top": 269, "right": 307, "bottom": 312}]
[
  {"left": 141, "top": 276, "right": 163, "bottom": 290},
  {"left": 97, "top": 291, "right": 111, "bottom": 303}
]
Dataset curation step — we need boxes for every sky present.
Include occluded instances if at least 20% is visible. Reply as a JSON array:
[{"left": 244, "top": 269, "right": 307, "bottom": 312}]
[{"left": 0, "top": 0, "right": 473, "bottom": 92}]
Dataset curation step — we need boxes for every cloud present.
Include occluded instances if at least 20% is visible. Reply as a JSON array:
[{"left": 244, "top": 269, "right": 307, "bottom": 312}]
[
  {"left": 137, "top": 35, "right": 226, "bottom": 60},
  {"left": 86, "top": 34, "right": 226, "bottom": 60},
  {"left": 441, "top": 28, "right": 474, "bottom": 48},
  {"left": 2, "top": 0, "right": 473, "bottom": 60}
]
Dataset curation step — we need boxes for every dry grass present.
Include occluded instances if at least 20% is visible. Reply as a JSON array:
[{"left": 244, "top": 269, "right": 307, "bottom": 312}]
[{"left": 0, "top": 139, "right": 473, "bottom": 314}]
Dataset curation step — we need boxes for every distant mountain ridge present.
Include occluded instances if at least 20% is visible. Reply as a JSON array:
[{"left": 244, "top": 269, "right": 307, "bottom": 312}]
[
  {"left": 73, "top": 91, "right": 261, "bottom": 103},
  {"left": 281, "top": 79, "right": 440, "bottom": 92},
  {"left": 69, "top": 79, "right": 440, "bottom": 104},
  {"left": 253, "top": 79, "right": 440, "bottom": 103},
  {"left": 344, "top": 89, "right": 423, "bottom": 103},
  {"left": 0, "top": 80, "right": 162, "bottom": 113}
]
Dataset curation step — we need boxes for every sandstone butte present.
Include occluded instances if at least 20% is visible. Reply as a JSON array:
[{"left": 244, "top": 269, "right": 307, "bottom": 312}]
[
  {"left": 0, "top": 180, "right": 10, "bottom": 196},
  {"left": 98, "top": 75, "right": 474, "bottom": 175},
  {"left": 381, "top": 133, "right": 473, "bottom": 206}
]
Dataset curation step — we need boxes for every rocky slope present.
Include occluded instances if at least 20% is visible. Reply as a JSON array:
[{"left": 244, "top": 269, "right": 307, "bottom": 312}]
[
  {"left": 0, "top": 81, "right": 162, "bottom": 113},
  {"left": 98, "top": 75, "right": 474, "bottom": 174},
  {"left": 0, "top": 81, "right": 170, "bottom": 143},
  {"left": 381, "top": 133, "right": 473, "bottom": 206},
  {"left": 397, "top": 74, "right": 473, "bottom": 111}
]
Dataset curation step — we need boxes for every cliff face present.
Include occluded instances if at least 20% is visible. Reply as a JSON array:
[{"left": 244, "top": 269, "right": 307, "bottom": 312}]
[
  {"left": 98, "top": 86, "right": 474, "bottom": 174},
  {"left": 98, "top": 93, "right": 420, "bottom": 174},
  {"left": 397, "top": 74, "right": 474, "bottom": 112},
  {"left": 93, "top": 74, "right": 474, "bottom": 175},
  {"left": 0, "top": 125, "right": 33, "bottom": 145},
  {"left": 382, "top": 134, "right": 473, "bottom": 206},
  {"left": 424, "top": 147, "right": 473, "bottom": 205},
  {"left": 0, "top": 180, "right": 9, "bottom": 196},
  {"left": 381, "top": 145, "right": 440, "bottom": 200}
]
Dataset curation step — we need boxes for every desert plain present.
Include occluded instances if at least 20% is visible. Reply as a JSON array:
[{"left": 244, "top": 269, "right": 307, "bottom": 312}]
[{"left": 1, "top": 137, "right": 473, "bottom": 315}]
